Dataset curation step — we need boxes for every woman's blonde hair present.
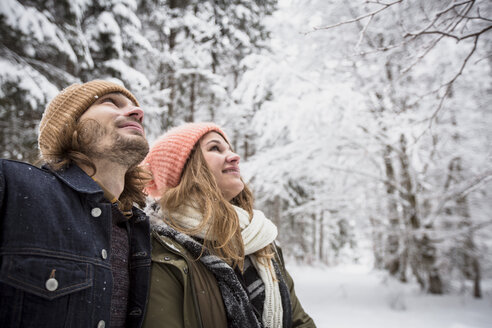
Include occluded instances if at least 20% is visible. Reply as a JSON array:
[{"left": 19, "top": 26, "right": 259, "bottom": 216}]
[{"left": 160, "top": 143, "right": 273, "bottom": 270}]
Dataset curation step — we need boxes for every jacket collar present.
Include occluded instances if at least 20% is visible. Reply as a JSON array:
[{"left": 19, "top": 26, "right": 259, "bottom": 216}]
[
  {"left": 45, "top": 163, "right": 104, "bottom": 197},
  {"left": 47, "top": 163, "right": 149, "bottom": 222}
]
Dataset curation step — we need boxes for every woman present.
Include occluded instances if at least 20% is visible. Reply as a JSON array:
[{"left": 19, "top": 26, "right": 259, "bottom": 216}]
[{"left": 142, "top": 122, "right": 315, "bottom": 328}]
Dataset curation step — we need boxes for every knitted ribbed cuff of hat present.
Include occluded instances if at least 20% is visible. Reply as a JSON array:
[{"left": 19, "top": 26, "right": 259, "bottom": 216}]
[
  {"left": 38, "top": 80, "right": 139, "bottom": 162},
  {"left": 142, "top": 122, "right": 227, "bottom": 198}
]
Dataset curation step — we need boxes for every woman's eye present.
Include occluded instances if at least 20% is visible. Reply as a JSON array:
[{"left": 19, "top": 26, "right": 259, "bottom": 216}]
[{"left": 209, "top": 145, "right": 220, "bottom": 152}]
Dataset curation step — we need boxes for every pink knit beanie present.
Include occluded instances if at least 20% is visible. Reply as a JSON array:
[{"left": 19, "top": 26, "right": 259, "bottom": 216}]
[{"left": 143, "top": 122, "right": 228, "bottom": 198}]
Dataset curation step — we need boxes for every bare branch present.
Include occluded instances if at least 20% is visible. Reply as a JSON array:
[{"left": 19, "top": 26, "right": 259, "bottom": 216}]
[
  {"left": 405, "top": 25, "right": 492, "bottom": 41},
  {"left": 355, "top": 14, "right": 374, "bottom": 49},
  {"left": 403, "top": 0, "right": 475, "bottom": 40},
  {"left": 355, "top": 42, "right": 403, "bottom": 55},
  {"left": 464, "top": 16, "right": 492, "bottom": 22},
  {"left": 430, "top": 169, "right": 492, "bottom": 221},
  {"left": 459, "top": 25, "right": 492, "bottom": 39},
  {"left": 427, "top": 34, "right": 479, "bottom": 123},
  {"left": 304, "top": 0, "right": 403, "bottom": 35},
  {"left": 357, "top": 124, "right": 406, "bottom": 157},
  {"left": 474, "top": 53, "right": 492, "bottom": 64},
  {"left": 449, "top": 2, "right": 475, "bottom": 36},
  {"left": 469, "top": 6, "right": 492, "bottom": 22},
  {"left": 429, "top": 220, "right": 492, "bottom": 244},
  {"left": 407, "top": 30, "right": 461, "bottom": 40},
  {"left": 400, "top": 35, "right": 444, "bottom": 75},
  {"left": 308, "top": 0, "right": 489, "bottom": 126},
  {"left": 321, "top": 163, "right": 410, "bottom": 195},
  {"left": 434, "top": 0, "right": 474, "bottom": 18}
]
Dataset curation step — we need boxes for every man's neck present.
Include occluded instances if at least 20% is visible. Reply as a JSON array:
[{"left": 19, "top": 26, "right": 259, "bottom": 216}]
[{"left": 78, "top": 159, "right": 128, "bottom": 199}]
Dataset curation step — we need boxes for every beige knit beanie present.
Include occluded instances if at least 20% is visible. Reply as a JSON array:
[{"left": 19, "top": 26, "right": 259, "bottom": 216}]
[
  {"left": 38, "top": 80, "right": 139, "bottom": 162},
  {"left": 142, "top": 122, "right": 228, "bottom": 198}
]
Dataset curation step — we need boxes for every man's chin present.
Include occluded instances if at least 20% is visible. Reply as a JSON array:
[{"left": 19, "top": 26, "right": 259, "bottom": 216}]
[
  {"left": 118, "top": 129, "right": 146, "bottom": 138},
  {"left": 102, "top": 133, "right": 149, "bottom": 167},
  {"left": 120, "top": 137, "right": 149, "bottom": 154}
]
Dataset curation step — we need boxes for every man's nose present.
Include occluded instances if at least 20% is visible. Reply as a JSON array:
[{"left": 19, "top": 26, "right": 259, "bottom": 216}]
[{"left": 124, "top": 107, "right": 144, "bottom": 123}]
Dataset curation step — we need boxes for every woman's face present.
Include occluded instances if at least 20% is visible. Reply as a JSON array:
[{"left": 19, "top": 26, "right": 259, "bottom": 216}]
[{"left": 200, "top": 131, "right": 244, "bottom": 201}]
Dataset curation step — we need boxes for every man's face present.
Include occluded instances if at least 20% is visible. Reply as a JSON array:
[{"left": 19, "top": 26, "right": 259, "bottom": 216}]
[{"left": 77, "top": 92, "right": 149, "bottom": 167}]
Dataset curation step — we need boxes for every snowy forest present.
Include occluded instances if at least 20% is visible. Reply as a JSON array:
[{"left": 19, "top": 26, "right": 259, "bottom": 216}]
[{"left": 1, "top": 0, "right": 491, "bottom": 323}]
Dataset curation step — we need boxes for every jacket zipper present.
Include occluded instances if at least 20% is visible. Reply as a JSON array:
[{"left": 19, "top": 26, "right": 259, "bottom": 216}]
[{"left": 153, "top": 233, "right": 204, "bottom": 328}]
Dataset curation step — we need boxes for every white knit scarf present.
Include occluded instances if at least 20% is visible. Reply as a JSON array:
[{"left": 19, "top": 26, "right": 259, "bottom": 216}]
[{"left": 169, "top": 204, "right": 284, "bottom": 328}]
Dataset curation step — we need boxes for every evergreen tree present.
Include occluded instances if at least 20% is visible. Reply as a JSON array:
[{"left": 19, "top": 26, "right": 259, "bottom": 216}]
[{"left": 1, "top": 0, "right": 277, "bottom": 158}]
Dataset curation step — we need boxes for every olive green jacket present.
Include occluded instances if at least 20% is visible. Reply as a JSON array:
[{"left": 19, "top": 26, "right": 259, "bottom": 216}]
[{"left": 143, "top": 230, "right": 316, "bottom": 328}]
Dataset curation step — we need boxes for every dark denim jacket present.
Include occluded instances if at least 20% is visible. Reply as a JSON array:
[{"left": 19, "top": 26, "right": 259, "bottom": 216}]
[{"left": 0, "top": 159, "right": 151, "bottom": 328}]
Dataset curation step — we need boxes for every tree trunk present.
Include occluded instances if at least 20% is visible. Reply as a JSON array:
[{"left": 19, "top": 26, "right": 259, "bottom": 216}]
[
  {"left": 472, "top": 258, "right": 482, "bottom": 298},
  {"left": 419, "top": 235, "right": 443, "bottom": 294},
  {"left": 444, "top": 157, "right": 481, "bottom": 298},
  {"left": 187, "top": 74, "right": 196, "bottom": 122},
  {"left": 383, "top": 145, "right": 401, "bottom": 276},
  {"left": 311, "top": 213, "right": 318, "bottom": 260},
  {"left": 428, "top": 267, "right": 443, "bottom": 294},
  {"left": 370, "top": 216, "right": 384, "bottom": 269},
  {"left": 319, "top": 212, "right": 325, "bottom": 263}
]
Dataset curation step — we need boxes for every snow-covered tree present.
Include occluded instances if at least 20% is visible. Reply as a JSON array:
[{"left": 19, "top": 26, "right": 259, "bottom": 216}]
[
  {"left": 0, "top": 0, "right": 277, "bottom": 159},
  {"left": 236, "top": 0, "right": 491, "bottom": 297},
  {"left": 0, "top": 0, "right": 151, "bottom": 160}
]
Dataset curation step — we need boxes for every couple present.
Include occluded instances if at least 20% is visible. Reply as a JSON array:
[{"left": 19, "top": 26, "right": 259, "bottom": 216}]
[{"left": 0, "top": 80, "right": 315, "bottom": 328}]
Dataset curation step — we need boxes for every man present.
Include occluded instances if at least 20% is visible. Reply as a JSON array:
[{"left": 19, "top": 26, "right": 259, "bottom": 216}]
[{"left": 0, "top": 80, "right": 151, "bottom": 328}]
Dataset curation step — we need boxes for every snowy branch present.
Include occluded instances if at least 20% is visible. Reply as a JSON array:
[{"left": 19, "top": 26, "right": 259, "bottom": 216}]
[
  {"left": 404, "top": 25, "right": 492, "bottom": 41},
  {"left": 305, "top": 0, "right": 403, "bottom": 34},
  {"left": 428, "top": 32, "right": 481, "bottom": 123},
  {"left": 430, "top": 169, "right": 492, "bottom": 221},
  {"left": 321, "top": 163, "right": 409, "bottom": 196},
  {"left": 429, "top": 220, "right": 492, "bottom": 243}
]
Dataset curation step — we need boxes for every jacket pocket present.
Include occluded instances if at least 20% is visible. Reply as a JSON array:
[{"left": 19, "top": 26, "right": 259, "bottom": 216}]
[{"left": 0, "top": 254, "right": 93, "bottom": 300}]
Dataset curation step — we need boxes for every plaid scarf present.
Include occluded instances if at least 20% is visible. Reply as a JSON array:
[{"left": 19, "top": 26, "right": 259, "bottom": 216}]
[{"left": 152, "top": 220, "right": 292, "bottom": 328}]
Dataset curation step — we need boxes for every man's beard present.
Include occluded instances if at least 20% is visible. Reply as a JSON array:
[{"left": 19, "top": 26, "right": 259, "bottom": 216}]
[{"left": 76, "top": 119, "right": 149, "bottom": 168}]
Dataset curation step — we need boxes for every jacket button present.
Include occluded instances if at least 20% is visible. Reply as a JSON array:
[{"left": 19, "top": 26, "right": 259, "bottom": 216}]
[
  {"left": 91, "top": 207, "right": 102, "bottom": 217},
  {"left": 97, "top": 320, "right": 105, "bottom": 328},
  {"left": 128, "top": 307, "right": 142, "bottom": 316},
  {"left": 183, "top": 267, "right": 189, "bottom": 274},
  {"left": 101, "top": 249, "right": 108, "bottom": 259},
  {"left": 45, "top": 278, "right": 58, "bottom": 291},
  {"left": 132, "top": 251, "right": 147, "bottom": 257},
  {"left": 164, "top": 256, "right": 170, "bottom": 261}
]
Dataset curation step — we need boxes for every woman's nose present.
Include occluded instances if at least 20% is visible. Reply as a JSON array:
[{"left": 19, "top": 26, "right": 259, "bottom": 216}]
[
  {"left": 227, "top": 152, "right": 240, "bottom": 164},
  {"left": 124, "top": 106, "right": 144, "bottom": 123}
]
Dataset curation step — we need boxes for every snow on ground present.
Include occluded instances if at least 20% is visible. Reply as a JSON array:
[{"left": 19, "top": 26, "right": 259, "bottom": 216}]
[{"left": 287, "top": 263, "right": 492, "bottom": 328}]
